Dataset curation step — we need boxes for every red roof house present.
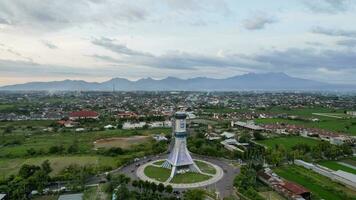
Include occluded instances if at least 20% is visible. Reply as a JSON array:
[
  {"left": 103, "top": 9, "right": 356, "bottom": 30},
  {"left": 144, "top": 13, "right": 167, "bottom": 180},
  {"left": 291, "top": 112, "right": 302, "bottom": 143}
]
[{"left": 69, "top": 110, "right": 99, "bottom": 120}]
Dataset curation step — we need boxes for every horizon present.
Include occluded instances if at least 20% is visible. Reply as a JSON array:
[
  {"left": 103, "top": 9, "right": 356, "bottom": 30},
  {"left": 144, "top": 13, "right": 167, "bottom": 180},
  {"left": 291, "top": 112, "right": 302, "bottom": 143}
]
[{"left": 1, "top": 0, "right": 356, "bottom": 86}]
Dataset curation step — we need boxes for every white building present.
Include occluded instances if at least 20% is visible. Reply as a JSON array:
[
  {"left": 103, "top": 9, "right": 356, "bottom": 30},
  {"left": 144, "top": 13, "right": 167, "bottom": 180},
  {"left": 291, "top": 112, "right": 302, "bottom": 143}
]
[
  {"left": 221, "top": 131, "right": 235, "bottom": 139},
  {"left": 347, "top": 111, "right": 356, "bottom": 116},
  {"left": 122, "top": 122, "right": 146, "bottom": 129}
]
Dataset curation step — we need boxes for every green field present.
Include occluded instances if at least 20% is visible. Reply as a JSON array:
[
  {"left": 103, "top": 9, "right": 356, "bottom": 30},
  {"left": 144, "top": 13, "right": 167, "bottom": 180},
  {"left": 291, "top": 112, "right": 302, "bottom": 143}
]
[
  {"left": 255, "top": 117, "right": 356, "bottom": 136},
  {"left": 143, "top": 165, "right": 212, "bottom": 183},
  {"left": 195, "top": 160, "right": 216, "bottom": 174},
  {"left": 257, "top": 136, "right": 320, "bottom": 150},
  {"left": 318, "top": 160, "right": 356, "bottom": 174},
  {"left": 275, "top": 165, "right": 356, "bottom": 200},
  {"left": 0, "top": 156, "right": 118, "bottom": 178},
  {"left": 144, "top": 165, "right": 171, "bottom": 182},
  {"left": 171, "top": 172, "right": 211, "bottom": 184}
]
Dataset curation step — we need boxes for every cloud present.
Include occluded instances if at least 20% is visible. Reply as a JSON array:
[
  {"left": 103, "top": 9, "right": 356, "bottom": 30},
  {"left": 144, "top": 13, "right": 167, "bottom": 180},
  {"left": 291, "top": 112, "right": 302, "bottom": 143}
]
[
  {"left": 243, "top": 12, "right": 276, "bottom": 30},
  {"left": 247, "top": 47, "right": 356, "bottom": 71},
  {"left": 311, "top": 26, "right": 356, "bottom": 38},
  {"left": 0, "top": 0, "right": 148, "bottom": 30},
  {"left": 0, "top": 17, "right": 11, "bottom": 25},
  {"left": 41, "top": 40, "right": 58, "bottom": 49},
  {"left": 336, "top": 39, "right": 356, "bottom": 47},
  {"left": 92, "top": 37, "right": 150, "bottom": 57},
  {"left": 302, "top": 0, "right": 349, "bottom": 13}
]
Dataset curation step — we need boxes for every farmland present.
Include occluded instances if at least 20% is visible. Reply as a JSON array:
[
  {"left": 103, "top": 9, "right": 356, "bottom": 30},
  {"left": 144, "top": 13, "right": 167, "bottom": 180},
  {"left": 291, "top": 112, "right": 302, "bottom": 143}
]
[
  {"left": 255, "top": 117, "right": 356, "bottom": 136},
  {"left": 318, "top": 160, "right": 356, "bottom": 174},
  {"left": 256, "top": 136, "right": 320, "bottom": 150},
  {"left": 275, "top": 165, "right": 356, "bottom": 200}
]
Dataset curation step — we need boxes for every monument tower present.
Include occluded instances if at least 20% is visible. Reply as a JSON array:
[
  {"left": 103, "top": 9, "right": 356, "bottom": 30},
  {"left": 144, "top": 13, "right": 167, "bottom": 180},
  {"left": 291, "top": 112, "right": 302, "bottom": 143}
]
[{"left": 162, "top": 112, "right": 201, "bottom": 180}]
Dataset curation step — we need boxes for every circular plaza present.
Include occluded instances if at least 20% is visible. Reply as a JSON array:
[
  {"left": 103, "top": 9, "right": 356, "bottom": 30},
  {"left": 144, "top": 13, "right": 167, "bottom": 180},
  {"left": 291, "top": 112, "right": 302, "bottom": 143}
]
[{"left": 136, "top": 159, "right": 224, "bottom": 189}]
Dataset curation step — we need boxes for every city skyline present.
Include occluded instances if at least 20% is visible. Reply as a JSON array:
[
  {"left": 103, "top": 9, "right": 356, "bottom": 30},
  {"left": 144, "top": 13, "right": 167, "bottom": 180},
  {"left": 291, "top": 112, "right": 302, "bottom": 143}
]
[{"left": 1, "top": 0, "right": 356, "bottom": 86}]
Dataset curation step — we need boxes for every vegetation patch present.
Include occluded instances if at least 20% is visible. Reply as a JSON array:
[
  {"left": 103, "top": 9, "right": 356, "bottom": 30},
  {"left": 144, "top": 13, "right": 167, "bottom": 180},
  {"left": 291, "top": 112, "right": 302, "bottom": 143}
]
[
  {"left": 0, "top": 156, "right": 117, "bottom": 177},
  {"left": 194, "top": 160, "right": 216, "bottom": 175},
  {"left": 144, "top": 165, "right": 171, "bottom": 182},
  {"left": 170, "top": 172, "right": 211, "bottom": 184},
  {"left": 275, "top": 165, "right": 356, "bottom": 200},
  {"left": 318, "top": 160, "right": 356, "bottom": 174},
  {"left": 257, "top": 136, "right": 320, "bottom": 150}
]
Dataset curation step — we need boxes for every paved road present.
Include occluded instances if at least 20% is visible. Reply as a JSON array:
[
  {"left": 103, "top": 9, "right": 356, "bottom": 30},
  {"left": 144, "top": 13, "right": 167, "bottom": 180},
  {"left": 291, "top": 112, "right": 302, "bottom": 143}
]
[{"left": 113, "top": 153, "right": 239, "bottom": 199}]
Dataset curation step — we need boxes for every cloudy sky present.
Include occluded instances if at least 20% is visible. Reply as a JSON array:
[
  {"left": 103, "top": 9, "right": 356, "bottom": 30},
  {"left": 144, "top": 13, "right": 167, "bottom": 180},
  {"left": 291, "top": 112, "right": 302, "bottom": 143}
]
[{"left": 1, "top": 0, "right": 356, "bottom": 86}]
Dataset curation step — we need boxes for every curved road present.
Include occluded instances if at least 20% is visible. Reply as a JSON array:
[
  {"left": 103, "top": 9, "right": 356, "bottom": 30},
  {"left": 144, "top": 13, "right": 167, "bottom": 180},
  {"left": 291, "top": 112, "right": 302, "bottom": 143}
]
[{"left": 112, "top": 153, "right": 239, "bottom": 199}]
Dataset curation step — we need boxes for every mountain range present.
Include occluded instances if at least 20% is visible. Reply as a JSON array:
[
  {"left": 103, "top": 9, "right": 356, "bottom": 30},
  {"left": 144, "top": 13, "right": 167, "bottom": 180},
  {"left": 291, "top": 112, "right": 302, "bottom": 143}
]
[{"left": 0, "top": 73, "right": 355, "bottom": 91}]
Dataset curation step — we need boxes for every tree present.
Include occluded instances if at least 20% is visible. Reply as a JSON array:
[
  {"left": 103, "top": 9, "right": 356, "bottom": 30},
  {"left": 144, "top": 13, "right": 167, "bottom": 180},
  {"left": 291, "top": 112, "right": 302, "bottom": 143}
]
[
  {"left": 41, "top": 160, "right": 52, "bottom": 175},
  {"left": 253, "top": 132, "right": 264, "bottom": 140},
  {"left": 184, "top": 189, "right": 205, "bottom": 200},
  {"left": 18, "top": 164, "right": 41, "bottom": 179},
  {"left": 157, "top": 183, "right": 165, "bottom": 193},
  {"left": 150, "top": 182, "right": 157, "bottom": 193},
  {"left": 165, "top": 185, "right": 173, "bottom": 194},
  {"left": 115, "top": 184, "right": 130, "bottom": 200}
]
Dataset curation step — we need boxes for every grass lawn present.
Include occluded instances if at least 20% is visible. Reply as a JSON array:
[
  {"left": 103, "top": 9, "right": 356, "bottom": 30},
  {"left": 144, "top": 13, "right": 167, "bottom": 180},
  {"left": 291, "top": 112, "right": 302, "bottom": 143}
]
[
  {"left": 255, "top": 117, "right": 356, "bottom": 136},
  {"left": 0, "top": 156, "right": 118, "bottom": 178},
  {"left": 195, "top": 160, "right": 216, "bottom": 175},
  {"left": 153, "top": 160, "right": 165, "bottom": 165},
  {"left": 257, "top": 136, "right": 320, "bottom": 150},
  {"left": 144, "top": 165, "right": 171, "bottom": 182},
  {"left": 275, "top": 165, "right": 356, "bottom": 200},
  {"left": 171, "top": 172, "right": 211, "bottom": 184},
  {"left": 318, "top": 160, "right": 356, "bottom": 174}
]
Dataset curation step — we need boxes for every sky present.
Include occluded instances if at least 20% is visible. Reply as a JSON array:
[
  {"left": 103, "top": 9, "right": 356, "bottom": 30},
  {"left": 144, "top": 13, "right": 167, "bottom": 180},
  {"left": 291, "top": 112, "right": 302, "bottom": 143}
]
[{"left": 0, "top": 0, "right": 356, "bottom": 86}]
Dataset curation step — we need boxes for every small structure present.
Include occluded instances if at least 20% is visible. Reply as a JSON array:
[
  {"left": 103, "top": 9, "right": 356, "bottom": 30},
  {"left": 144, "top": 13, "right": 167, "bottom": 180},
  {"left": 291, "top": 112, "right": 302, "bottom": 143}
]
[
  {"left": 122, "top": 122, "right": 146, "bottom": 129},
  {"left": 347, "top": 111, "right": 356, "bottom": 116},
  {"left": 221, "top": 131, "right": 235, "bottom": 139},
  {"left": 104, "top": 124, "right": 115, "bottom": 129},
  {"left": 69, "top": 110, "right": 99, "bottom": 120},
  {"left": 58, "top": 193, "right": 83, "bottom": 200},
  {"left": 153, "top": 134, "right": 168, "bottom": 141},
  {"left": 234, "top": 121, "right": 264, "bottom": 131}
]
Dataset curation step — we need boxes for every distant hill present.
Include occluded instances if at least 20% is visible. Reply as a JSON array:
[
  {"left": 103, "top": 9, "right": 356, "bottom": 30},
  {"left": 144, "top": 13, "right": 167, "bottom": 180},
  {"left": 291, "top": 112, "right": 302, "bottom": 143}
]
[{"left": 0, "top": 72, "right": 354, "bottom": 91}]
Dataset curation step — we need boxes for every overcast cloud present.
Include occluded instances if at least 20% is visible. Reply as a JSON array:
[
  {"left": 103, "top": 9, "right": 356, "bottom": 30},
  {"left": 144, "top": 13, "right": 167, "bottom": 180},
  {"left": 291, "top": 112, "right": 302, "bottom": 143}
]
[{"left": 0, "top": 0, "right": 356, "bottom": 85}]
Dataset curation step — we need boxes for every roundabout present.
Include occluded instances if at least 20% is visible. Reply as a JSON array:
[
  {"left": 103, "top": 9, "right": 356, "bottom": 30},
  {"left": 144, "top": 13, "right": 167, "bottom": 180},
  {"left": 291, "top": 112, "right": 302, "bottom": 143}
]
[{"left": 136, "top": 159, "right": 224, "bottom": 189}]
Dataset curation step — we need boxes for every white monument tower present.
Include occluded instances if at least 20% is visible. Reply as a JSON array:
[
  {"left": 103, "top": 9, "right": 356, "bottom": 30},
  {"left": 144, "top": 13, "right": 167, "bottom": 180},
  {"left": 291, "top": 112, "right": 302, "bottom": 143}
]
[{"left": 162, "top": 112, "right": 201, "bottom": 180}]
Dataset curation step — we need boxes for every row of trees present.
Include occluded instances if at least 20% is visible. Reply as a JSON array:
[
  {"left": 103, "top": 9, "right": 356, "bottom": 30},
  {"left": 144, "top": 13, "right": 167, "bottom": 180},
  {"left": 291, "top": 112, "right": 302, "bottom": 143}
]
[
  {"left": 265, "top": 141, "right": 353, "bottom": 166},
  {"left": 105, "top": 174, "right": 177, "bottom": 200}
]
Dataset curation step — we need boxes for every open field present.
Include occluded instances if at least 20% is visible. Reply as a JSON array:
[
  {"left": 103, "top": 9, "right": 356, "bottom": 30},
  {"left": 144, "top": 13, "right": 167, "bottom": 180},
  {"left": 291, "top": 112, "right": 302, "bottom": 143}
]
[
  {"left": 0, "top": 156, "right": 118, "bottom": 177},
  {"left": 94, "top": 135, "right": 150, "bottom": 149},
  {"left": 256, "top": 136, "right": 320, "bottom": 150},
  {"left": 266, "top": 106, "right": 346, "bottom": 117},
  {"left": 318, "top": 160, "right": 356, "bottom": 174},
  {"left": 259, "top": 191, "right": 286, "bottom": 200},
  {"left": 255, "top": 117, "right": 356, "bottom": 136},
  {"left": 275, "top": 165, "right": 356, "bottom": 200},
  {"left": 0, "top": 128, "right": 170, "bottom": 157}
]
